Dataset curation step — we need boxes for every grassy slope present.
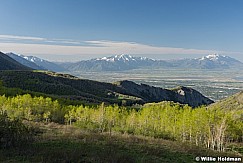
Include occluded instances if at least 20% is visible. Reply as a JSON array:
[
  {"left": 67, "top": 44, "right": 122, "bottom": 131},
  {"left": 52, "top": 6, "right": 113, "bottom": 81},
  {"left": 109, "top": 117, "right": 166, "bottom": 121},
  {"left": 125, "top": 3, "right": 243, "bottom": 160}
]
[
  {"left": 1, "top": 122, "right": 240, "bottom": 163},
  {"left": 209, "top": 91, "right": 243, "bottom": 110}
]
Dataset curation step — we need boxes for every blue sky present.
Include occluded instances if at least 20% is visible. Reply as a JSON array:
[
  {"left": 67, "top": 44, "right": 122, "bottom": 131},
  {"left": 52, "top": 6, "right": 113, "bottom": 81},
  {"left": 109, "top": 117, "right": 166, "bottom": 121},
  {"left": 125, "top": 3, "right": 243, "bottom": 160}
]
[{"left": 0, "top": 0, "right": 243, "bottom": 62}]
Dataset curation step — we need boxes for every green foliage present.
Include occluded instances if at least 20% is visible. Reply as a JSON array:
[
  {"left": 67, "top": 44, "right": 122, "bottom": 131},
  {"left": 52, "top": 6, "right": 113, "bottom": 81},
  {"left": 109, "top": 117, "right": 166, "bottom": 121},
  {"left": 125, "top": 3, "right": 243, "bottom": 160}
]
[
  {"left": 0, "top": 93, "right": 242, "bottom": 153},
  {"left": 0, "top": 94, "right": 65, "bottom": 123},
  {"left": 0, "top": 120, "right": 240, "bottom": 163},
  {"left": 66, "top": 101, "right": 243, "bottom": 152},
  {"left": 209, "top": 91, "right": 243, "bottom": 110},
  {"left": 0, "top": 112, "right": 34, "bottom": 148}
]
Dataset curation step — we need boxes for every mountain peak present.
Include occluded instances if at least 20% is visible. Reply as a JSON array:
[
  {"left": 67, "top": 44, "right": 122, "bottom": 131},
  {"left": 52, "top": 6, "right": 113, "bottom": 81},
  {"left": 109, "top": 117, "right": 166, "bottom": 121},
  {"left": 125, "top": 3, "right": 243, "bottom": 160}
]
[
  {"left": 115, "top": 54, "right": 132, "bottom": 58},
  {"left": 23, "top": 56, "right": 44, "bottom": 62},
  {"left": 0, "top": 52, "right": 32, "bottom": 70},
  {"left": 206, "top": 53, "right": 220, "bottom": 58},
  {"left": 114, "top": 54, "right": 135, "bottom": 61},
  {"left": 6, "top": 52, "right": 24, "bottom": 58},
  {"left": 96, "top": 54, "right": 151, "bottom": 62},
  {"left": 199, "top": 53, "right": 229, "bottom": 61}
]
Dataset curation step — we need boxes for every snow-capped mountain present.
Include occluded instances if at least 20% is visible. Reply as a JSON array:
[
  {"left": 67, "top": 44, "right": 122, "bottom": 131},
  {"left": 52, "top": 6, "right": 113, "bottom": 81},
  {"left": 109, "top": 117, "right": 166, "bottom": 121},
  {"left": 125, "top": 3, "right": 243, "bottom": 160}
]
[
  {"left": 95, "top": 54, "right": 153, "bottom": 62},
  {"left": 60, "top": 54, "right": 165, "bottom": 71},
  {"left": 21, "top": 55, "right": 67, "bottom": 72},
  {"left": 7, "top": 53, "right": 243, "bottom": 72},
  {"left": 6, "top": 53, "right": 46, "bottom": 70},
  {"left": 199, "top": 54, "right": 242, "bottom": 65},
  {"left": 178, "top": 54, "right": 243, "bottom": 69},
  {"left": 7, "top": 53, "right": 66, "bottom": 72},
  {"left": 0, "top": 52, "right": 32, "bottom": 70},
  {"left": 163, "top": 53, "right": 243, "bottom": 69},
  {"left": 61, "top": 53, "right": 243, "bottom": 72}
]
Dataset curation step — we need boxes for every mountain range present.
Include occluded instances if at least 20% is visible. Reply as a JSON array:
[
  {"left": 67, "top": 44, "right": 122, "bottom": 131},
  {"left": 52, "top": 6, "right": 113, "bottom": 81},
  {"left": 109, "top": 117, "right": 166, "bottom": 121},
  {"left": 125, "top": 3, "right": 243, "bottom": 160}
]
[
  {"left": 6, "top": 52, "right": 243, "bottom": 72},
  {"left": 6, "top": 53, "right": 46, "bottom": 70},
  {"left": 59, "top": 54, "right": 243, "bottom": 72},
  {"left": 59, "top": 54, "right": 164, "bottom": 71},
  {"left": 6, "top": 53, "right": 66, "bottom": 72}
]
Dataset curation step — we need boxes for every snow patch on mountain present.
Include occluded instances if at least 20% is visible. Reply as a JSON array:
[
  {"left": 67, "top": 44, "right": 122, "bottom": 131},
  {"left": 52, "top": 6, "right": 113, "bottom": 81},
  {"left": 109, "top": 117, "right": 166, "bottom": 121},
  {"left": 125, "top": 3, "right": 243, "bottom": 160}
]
[
  {"left": 96, "top": 54, "right": 153, "bottom": 62},
  {"left": 24, "top": 56, "right": 44, "bottom": 62},
  {"left": 199, "top": 54, "right": 231, "bottom": 61}
]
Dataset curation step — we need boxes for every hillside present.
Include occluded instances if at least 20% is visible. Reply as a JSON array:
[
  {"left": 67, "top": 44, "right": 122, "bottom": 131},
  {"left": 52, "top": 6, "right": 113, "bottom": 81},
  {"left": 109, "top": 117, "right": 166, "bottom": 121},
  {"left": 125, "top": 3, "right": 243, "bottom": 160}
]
[
  {"left": 1, "top": 122, "right": 239, "bottom": 163},
  {"left": 115, "top": 80, "right": 213, "bottom": 107},
  {"left": 0, "top": 70, "right": 213, "bottom": 107},
  {"left": 209, "top": 90, "right": 243, "bottom": 110},
  {"left": 0, "top": 52, "right": 32, "bottom": 70},
  {"left": 0, "top": 70, "right": 128, "bottom": 104},
  {"left": 0, "top": 95, "right": 241, "bottom": 162}
]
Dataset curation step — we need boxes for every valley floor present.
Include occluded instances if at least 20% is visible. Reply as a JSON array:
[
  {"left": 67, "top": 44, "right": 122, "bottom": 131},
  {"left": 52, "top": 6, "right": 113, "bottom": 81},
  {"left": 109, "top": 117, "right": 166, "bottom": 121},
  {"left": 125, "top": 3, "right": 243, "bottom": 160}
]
[{"left": 0, "top": 122, "right": 241, "bottom": 163}]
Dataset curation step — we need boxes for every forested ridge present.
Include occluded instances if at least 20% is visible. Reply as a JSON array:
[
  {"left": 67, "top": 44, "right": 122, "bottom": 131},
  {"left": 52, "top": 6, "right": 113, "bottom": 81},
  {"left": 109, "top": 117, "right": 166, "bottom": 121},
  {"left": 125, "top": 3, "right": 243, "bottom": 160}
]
[
  {"left": 0, "top": 70, "right": 142, "bottom": 105},
  {"left": 0, "top": 70, "right": 213, "bottom": 107}
]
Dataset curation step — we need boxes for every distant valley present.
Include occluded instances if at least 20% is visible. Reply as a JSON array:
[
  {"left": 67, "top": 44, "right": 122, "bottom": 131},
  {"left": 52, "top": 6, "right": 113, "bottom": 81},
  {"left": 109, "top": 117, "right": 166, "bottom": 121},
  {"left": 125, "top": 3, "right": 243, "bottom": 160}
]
[
  {"left": 2, "top": 51, "right": 243, "bottom": 101},
  {"left": 75, "top": 68, "right": 243, "bottom": 101}
]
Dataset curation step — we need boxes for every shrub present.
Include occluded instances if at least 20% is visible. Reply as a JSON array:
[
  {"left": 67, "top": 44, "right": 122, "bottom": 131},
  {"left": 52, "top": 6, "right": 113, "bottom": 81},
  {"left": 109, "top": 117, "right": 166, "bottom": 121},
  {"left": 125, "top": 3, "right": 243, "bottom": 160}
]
[{"left": 0, "top": 112, "right": 34, "bottom": 148}]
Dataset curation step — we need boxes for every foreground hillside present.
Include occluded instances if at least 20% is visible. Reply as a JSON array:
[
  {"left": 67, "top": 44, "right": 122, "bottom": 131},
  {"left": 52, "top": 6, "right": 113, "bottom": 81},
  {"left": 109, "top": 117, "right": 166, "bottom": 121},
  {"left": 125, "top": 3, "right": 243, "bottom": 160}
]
[
  {"left": 1, "top": 122, "right": 240, "bottom": 163},
  {"left": 0, "top": 94, "right": 242, "bottom": 162},
  {"left": 0, "top": 70, "right": 213, "bottom": 107}
]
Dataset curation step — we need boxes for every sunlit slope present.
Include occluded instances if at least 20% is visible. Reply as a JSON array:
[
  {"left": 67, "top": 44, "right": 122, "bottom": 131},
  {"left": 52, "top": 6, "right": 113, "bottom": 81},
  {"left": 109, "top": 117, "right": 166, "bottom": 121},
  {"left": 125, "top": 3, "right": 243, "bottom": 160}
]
[{"left": 209, "top": 91, "right": 243, "bottom": 110}]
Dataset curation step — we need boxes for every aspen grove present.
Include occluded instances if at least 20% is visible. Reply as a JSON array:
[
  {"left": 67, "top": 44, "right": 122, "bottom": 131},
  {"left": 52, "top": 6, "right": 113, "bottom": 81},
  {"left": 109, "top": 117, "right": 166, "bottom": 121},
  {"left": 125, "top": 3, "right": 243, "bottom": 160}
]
[{"left": 0, "top": 94, "right": 242, "bottom": 152}]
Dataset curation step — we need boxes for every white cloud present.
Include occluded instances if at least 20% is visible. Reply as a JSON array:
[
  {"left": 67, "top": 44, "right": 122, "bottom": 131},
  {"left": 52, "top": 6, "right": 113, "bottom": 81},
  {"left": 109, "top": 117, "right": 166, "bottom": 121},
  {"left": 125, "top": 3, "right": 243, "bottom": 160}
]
[
  {"left": 85, "top": 40, "right": 221, "bottom": 54},
  {"left": 0, "top": 41, "right": 220, "bottom": 56},
  {"left": 45, "top": 40, "right": 81, "bottom": 45},
  {"left": 0, "top": 35, "right": 45, "bottom": 41},
  {"left": 0, "top": 34, "right": 83, "bottom": 45},
  {"left": 0, "top": 34, "right": 242, "bottom": 61}
]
